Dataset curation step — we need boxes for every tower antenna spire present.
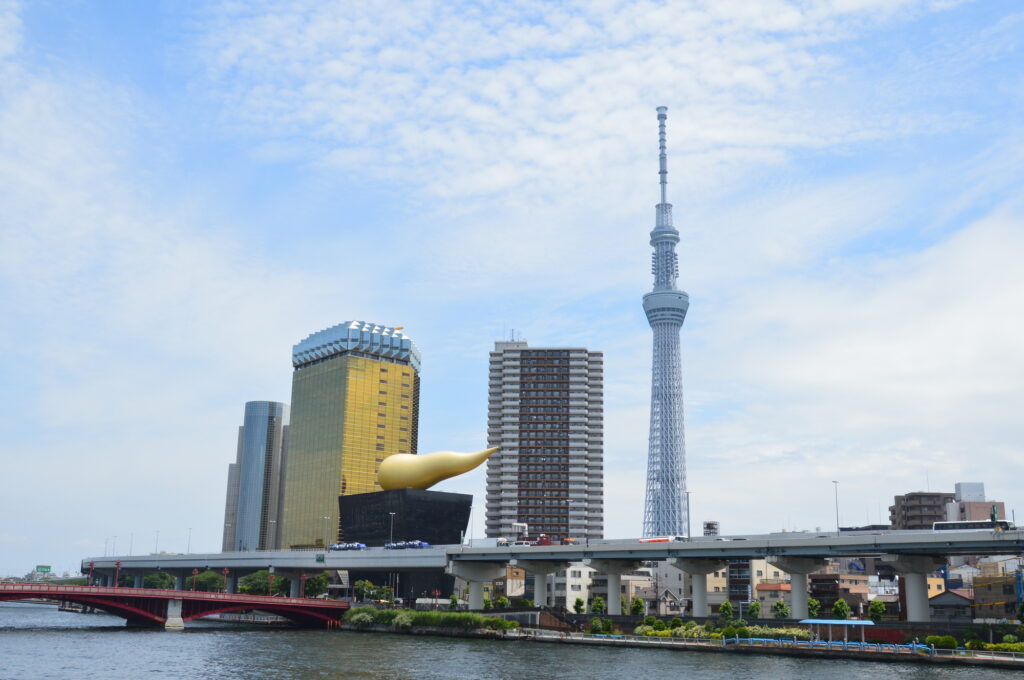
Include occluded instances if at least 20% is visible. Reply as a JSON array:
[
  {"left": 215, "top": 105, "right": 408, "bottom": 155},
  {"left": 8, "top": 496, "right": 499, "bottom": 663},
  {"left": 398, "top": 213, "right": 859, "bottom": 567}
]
[{"left": 657, "top": 106, "right": 668, "bottom": 205}]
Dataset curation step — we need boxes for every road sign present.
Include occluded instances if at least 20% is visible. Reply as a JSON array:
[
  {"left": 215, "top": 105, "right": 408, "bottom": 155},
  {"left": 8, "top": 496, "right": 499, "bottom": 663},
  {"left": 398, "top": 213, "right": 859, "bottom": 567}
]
[{"left": 35, "top": 565, "right": 51, "bottom": 573}]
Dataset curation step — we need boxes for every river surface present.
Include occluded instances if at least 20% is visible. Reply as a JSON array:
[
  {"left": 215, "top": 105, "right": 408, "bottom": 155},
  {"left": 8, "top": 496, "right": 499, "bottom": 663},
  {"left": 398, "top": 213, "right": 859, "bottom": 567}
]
[{"left": 0, "top": 602, "right": 1012, "bottom": 679}]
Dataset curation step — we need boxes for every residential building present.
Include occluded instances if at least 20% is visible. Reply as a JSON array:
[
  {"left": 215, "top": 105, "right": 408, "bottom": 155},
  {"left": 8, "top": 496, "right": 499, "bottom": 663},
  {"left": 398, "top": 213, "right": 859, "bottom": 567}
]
[
  {"left": 485, "top": 340, "right": 604, "bottom": 541},
  {"left": 930, "top": 588, "right": 974, "bottom": 623},
  {"left": 279, "top": 321, "right": 420, "bottom": 549},
  {"left": 973, "top": 571, "right": 1023, "bottom": 621},
  {"left": 809, "top": 571, "right": 870, "bottom": 617},
  {"left": 889, "top": 491, "right": 956, "bottom": 530},
  {"left": 221, "top": 401, "right": 289, "bottom": 551}
]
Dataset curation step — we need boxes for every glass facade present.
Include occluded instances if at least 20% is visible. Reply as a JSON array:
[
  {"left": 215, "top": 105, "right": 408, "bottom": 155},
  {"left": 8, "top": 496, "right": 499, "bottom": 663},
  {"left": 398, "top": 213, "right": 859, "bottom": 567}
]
[
  {"left": 232, "top": 401, "right": 288, "bottom": 551},
  {"left": 280, "top": 321, "right": 420, "bottom": 549}
]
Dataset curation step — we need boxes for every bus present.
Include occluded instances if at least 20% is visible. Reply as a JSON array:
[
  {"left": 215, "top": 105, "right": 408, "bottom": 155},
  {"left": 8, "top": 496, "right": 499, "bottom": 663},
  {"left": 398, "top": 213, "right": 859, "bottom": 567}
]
[{"left": 932, "top": 520, "right": 1015, "bottom": 531}]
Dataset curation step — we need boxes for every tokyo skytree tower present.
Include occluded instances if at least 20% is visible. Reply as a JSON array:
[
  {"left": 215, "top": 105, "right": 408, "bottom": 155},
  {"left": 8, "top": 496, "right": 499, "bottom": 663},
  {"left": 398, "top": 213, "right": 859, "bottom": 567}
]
[{"left": 642, "top": 106, "right": 690, "bottom": 537}]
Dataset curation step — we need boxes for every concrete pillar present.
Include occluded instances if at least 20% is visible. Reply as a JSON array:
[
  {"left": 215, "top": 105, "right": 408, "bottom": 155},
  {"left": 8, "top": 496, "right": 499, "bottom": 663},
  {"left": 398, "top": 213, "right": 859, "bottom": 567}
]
[
  {"left": 226, "top": 576, "right": 237, "bottom": 594},
  {"left": 668, "top": 558, "right": 726, "bottom": 618},
  {"left": 468, "top": 581, "right": 485, "bottom": 611},
  {"left": 446, "top": 562, "right": 506, "bottom": 610},
  {"left": 582, "top": 559, "right": 641, "bottom": 616},
  {"left": 881, "top": 554, "right": 945, "bottom": 622},
  {"left": 767, "top": 556, "right": 828, "bottom": 620},
  {"left": 173, "top": 574, "right": 185, "bottom": 591},
  {"left": 289, "top": 577, "right": 301, "bottom": 598},
  {"left": 606, "top": 572, "right": 622, "bottom": 615},
  {"left": 509, "top": 560, "right": 569, "bottom": 608},
  {"left": 534, "top": 572, "right": 549, "bottom": 607},
  {"left": 165, "top": 598, "right": 184, "bottom": 630},
  {"left": 691, "top": 573, "right": 709, "bottom": 618},
  {"left": 133, "top": 573, "right": 144, "bottom": 588}
]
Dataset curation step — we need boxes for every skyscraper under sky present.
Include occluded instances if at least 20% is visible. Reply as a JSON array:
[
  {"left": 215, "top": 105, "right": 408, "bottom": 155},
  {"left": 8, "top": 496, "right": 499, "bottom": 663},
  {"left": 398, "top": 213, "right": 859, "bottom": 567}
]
[
  {"left": 485, "top": 340, "right": 604, "bottom": 541},
  {"left": 642, "top": 106, "right": 690, "bottom": 537},
  {"left": 279, "top": 321, "right": 421, "bottom": 549},
  {"left": 221, "top": 401, "right": 289, "bottom": 551}
]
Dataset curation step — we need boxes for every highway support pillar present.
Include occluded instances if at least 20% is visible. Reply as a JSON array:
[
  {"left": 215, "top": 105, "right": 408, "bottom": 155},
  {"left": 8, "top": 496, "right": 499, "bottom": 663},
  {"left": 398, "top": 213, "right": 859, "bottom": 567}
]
[
  {"left": 668, "top": 558, "right": 725, "bottom": 618},
  {"left": 509, "top": 560, "right": 570, "bottom": 608},
  {"left": 881, "top": 554, "right": 945, "bottom": 622},
  {"left": 767, "top": 556, "right": 827, "bottom": 620},
  {"left": 165, "top": 599, "right": 184, "bottom": 630},
  {"left": 133, "top": 573, "right": 144, "bottom": 588},
  {"left": 446, "top": 562, "right": 506, "bottom": 610},
  {"left": 226, "top": 575, "right": 237, "bottom": 594},
  {"left": 173, "top": 573, "right": 185, "bottom": 591},
  {"left": 583, "top": 560, "right": 642, "bottom": 616}
]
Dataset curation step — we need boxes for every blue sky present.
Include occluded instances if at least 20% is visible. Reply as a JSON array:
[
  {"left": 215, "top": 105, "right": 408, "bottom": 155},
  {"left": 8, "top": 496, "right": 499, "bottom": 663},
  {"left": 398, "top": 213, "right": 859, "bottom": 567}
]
[{"left": 1, "top": 0, "right": 1023, "bottom": 576}]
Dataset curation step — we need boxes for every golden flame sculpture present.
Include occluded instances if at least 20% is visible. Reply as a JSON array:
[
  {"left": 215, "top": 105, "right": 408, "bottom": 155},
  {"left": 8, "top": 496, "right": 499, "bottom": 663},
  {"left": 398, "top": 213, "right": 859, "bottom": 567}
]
[{"left": 377, "top": 447, "right": 499, "bottom": 490}]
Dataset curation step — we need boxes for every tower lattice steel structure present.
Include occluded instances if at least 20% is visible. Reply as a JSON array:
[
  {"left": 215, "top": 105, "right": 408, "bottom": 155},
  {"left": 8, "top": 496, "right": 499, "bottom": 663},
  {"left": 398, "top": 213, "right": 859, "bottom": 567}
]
[{"left": 642, "top": 106, "right": 690, "bottom": 537}]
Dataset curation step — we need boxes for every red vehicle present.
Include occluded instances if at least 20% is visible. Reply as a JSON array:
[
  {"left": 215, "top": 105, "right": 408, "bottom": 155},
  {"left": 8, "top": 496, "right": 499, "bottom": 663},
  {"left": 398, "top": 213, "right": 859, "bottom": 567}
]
[{"left": 514, "top": 534, "right": 552, "bottom": 546}]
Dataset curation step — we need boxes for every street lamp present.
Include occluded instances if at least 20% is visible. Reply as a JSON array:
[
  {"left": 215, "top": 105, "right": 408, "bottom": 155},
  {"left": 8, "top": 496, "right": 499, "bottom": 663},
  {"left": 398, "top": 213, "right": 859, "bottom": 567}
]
[
  {"left": 832, "top": 481, "right": 840, "bottom": 533},
  {"left": 684, "top": 491, "right": 692, "bottom": 539},
  {"left": 222, "top": 568, "right": 230, "bottom": 593},
  {"left": 191, "top": 568, "right": 199, "bottom": 591},
  {"left": 389, "top": 512, "right": 396, "bottom": 543},
  {"left": 187, "top": 528, "right": 192, "bottom": 554}
]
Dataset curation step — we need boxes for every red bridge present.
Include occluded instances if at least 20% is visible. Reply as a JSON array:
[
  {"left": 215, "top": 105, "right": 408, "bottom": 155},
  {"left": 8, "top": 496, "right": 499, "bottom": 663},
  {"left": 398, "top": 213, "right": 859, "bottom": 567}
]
[{"left": 0, "top": 583, "right": 349, "bottom": 629}]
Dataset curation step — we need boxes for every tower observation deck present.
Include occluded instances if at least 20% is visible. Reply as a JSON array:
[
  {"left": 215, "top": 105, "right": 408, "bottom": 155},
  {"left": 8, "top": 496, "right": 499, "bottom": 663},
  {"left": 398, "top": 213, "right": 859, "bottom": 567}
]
[{"left": 642, "top": 106, "right": 689, "bottom": 537}]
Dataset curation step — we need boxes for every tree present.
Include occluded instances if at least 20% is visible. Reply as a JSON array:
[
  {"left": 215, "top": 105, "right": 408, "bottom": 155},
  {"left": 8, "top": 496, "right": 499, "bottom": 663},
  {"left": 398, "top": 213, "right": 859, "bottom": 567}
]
[
  {"left": 449, "top": 594, "right": 459, "bottom": 610},
  {"left": 772, "top": 600, "right": 791, "bottom": 619},
  {"left": 621, "top": 596, "right": 628, "bottom": 614},
  {"left": 483, "top": 598, "right": 493, "bottom": 610},
  {"left": 868, "top": 599, "right": 886, "bottom": 622},
  {"left": 193, "top": 571, "right": 225, "bottom": 592},
  {"left": 747, "top": 601, "right": 761, "bottom": 619},
  {"left": 718, "top": 601, "right": 734, "bottom": 619},
  {"left": 574, "top": 598, "right": 585, "bottom": 614},
  {"left": 496, "top": 596, "right": 510, "bottom": 609},
  {"left": 591, "top": 596, "right": 606, "bottom": 614},
  {"left": 303, "top": 571, "right": 330, "bottom": 598},
  {"left": 144, "top": 572, "right": 175, "bottom": 589},
  {"left": 832, "top": 598, "right": 851, "bottom": 620},
  {"left": 807, "top": 598, "right": 821, "bottom": 618},
  {"left": 239, "top": 571, "right": 289, "bottom": 596},
  {"left": 353, "top": 579, "right": 375, "bottom": 601},
  {"left": 630, "top": 597, "right": 644, "bottom": 616}
]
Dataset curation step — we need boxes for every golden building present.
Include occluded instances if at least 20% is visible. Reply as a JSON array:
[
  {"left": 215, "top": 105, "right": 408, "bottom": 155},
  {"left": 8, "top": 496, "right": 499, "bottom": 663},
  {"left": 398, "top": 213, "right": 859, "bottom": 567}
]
[{"left": 279, "top": 321, "right": 420, "bottom": 549}]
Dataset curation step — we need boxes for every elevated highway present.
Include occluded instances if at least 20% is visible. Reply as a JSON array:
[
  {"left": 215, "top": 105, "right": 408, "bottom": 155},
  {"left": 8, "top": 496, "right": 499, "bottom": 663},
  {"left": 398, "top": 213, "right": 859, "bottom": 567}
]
[{"left": 82, "top": 529, "right": 1024, "bottom": 622}]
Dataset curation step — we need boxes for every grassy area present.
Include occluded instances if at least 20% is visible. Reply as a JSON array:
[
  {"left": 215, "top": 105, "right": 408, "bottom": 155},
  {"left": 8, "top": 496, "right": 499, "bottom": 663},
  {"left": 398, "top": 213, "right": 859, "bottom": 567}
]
[{"left": 343, "top": 607, "right": 520, "bottom": 631}]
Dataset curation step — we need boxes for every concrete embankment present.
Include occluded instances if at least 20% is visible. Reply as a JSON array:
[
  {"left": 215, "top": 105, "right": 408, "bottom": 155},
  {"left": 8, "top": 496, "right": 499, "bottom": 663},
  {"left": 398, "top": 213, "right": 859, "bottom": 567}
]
[
  {"left": 340, "top": 624, "right": 1024, "bottom": 671},
  {"left": 526, "top": 632, "right": 1024, "bottom": 671}
]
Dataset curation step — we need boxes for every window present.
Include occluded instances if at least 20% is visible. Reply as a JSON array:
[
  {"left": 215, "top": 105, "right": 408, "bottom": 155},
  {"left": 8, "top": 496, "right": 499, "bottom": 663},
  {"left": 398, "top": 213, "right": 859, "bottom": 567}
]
[{"left": 757, "top": 570, "right": 763, "bottom": 577}]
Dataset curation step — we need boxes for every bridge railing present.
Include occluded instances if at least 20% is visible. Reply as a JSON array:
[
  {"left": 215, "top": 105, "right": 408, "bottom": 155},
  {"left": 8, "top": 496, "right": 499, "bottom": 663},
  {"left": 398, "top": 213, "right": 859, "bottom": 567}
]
[{"left": 0, "top": 583, "right": 346, "bottom": 607}]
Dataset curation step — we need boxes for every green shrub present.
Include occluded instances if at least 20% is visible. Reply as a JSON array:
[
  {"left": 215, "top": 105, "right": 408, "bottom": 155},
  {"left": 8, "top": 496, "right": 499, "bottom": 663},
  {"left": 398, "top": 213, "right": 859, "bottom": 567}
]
[
  {"left": 634, "top": 624, "right": 654, "bottom": 635},
  {"left": 393, "top": 611, "right": 414, "bottom": 629},
  {"left": 710, "top": 632, "right": 723, "bottom": 639},
  {"left": 1003, "top": 634, "right": 1019, "bottom": 644},
  {"left": 985, "top": 642, "right": 1024, "bottom": 653},
  {"left": 496, "top": 596, "right": 510, "bottom": 609},
  {"left": 965, "top": 639, "right": 985, "bottom": 651},
  {"left": 669, "top": 617, "right": 683, "bottom": 629},
  {"left": 643, "top": 615, "right": 657, "bottom": 626},
  {"left": 589, "top": 617, "right": 605, "bottom": 634},
  {"left": 683, "top": 620, "right": 697, "bottom": 629},
  {"left": 652, "top": 619, "right": 667, "bottom": 631},
  {"left": 736, "top": 627, "right": 750, "bottom": 639},
  {"left": 347, "top": 611, "right": 375, "bottom": 628},
  {"left": 721, "top": 626, "right": 737, "bottom": 638},
  {"left": 718, "top": 601, "right": 733, "bottom": 618},
  {"left": 925, "top": 635, "right": 957, "bottom": 650}
]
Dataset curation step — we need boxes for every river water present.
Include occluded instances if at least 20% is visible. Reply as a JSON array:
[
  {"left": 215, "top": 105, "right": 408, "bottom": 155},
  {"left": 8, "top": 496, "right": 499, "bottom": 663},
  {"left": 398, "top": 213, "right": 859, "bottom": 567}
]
[{"left": 0, "top": 602, "right": 1009, "bottom": 679}]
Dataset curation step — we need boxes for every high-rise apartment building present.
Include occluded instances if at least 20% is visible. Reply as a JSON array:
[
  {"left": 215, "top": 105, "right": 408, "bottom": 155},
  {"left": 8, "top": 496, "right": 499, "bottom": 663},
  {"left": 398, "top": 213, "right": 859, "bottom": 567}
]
[
  {"left": 279, "top": 321, "right": 420, "bottom": 549},
  {"left": 220, "top": 401, "right": 289, "bottom": 551},
  {"left": 642, "top": 106, "right": 690, "bottom": 537},
  {"left": 485, "top": 340, "right": 603, "bottom": 541},
  {"left": 889, "top": 491, "right": 955, "bottom": 530}
]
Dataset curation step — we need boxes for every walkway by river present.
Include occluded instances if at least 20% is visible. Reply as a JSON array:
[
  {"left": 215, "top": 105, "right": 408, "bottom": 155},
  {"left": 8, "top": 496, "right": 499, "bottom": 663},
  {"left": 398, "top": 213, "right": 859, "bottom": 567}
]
[{"left": 1, "top": 602, "right": 1016, "bottom": 679}]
